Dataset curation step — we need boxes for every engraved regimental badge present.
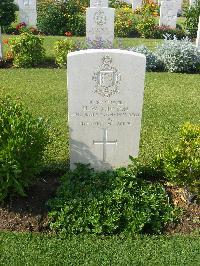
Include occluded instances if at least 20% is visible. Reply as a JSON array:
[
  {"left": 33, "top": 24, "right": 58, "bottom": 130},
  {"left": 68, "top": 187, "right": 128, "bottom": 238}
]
[
  {"left": 94, "top": 10, "right": 107, "bottom": 27},
  {"left": 92, "top": 55, "right": 121, "bottom": 97}
]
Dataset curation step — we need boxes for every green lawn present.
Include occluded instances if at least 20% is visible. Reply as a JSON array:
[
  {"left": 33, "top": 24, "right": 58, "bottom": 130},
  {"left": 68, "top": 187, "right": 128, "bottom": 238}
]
[
  {"left": 0, "top": 69, "right": 199, "bottom": 169},
  {"left": 1, "top": 232, "right": 200, "bottom": 265}
]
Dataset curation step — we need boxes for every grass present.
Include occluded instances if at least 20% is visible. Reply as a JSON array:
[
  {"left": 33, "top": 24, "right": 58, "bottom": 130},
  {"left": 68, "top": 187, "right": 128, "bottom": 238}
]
[
  {"left": 0, "top": 69, "right": 199, "bottom": 168},
  {"left": 1, "top": 232, "right": 200, "bottom": 265}
]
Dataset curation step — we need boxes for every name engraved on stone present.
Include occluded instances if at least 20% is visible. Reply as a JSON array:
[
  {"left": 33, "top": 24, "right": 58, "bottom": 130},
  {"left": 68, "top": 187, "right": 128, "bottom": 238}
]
[
  {"left": 93, "top": 55, "right": 121, "bottom": 97},
  {"left": 93, "top": 128, "right": 117, "bottom": 162}
]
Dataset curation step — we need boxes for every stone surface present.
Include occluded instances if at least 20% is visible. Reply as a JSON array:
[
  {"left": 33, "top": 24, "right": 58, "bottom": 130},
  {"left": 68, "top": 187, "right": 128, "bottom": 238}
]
[
  {"left": 196, "top": 16, "right": 200, "bottom": 48},
  {"left": 159, "top": 0, "right": 178, "bottom": 29},
  {"left": 189, "top": 0, "right": 196, "bottom": 6},
  {"left": 132, "top": 0, "right": 143, "bottom": 10},
  {"left": 176, "top": 0, "right": 182, "bottom": 12},
  {"left": 90, "top": 0, "right": 108, "bottom": 7},
  {"left": 86, "top": 7, "right": 114, "bottom": 45},
  {"left": 18, "top": 0, "right": 37, "bottom": 26},
  {"left": 67, "top": 49, "right": 146, "bottom": 170}
]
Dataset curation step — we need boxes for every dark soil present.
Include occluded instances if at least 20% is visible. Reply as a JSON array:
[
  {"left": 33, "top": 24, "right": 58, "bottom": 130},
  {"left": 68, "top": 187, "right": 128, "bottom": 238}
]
[
  {"left": 0, "top": 58, "right": 57, "bottom": 69},
  {"left": 0, "top": 179, "right": 199, "bottom": 234},
  {"left": 0, "top": 175, "right": 59, "bottom": 232}
]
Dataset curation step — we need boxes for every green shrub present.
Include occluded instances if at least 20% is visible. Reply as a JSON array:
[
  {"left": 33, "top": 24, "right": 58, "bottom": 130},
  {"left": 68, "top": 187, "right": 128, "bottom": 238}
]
[
  {"left": 152, "top": 25, "right": 186, "bottom": 40},
  {"left": 0, "top": 0, "right": 17, "bottom": 27},
  {"left": 159, "top": 123, "right": 200, "bottom": 196},
  {"left": 136, "top": 14, "right": 156, "bottom": 38},
  {"left": 155, "top": 36, "right": 200, "bottom": 73},
  {"left": 48, "top": 162, "right": 176, "bottom": 235},
  {"left": 110, "top": 0, "right": 131, "bottom": 8},
  {"left": 0, "top": 96, "right": 49, "bottom": 202},
  {"left": 9, "top": 32, "right": 45, "bottom": 68},
  {"left": 72, "top": 14, "right": 86, "bottom": 36},
  {"left": 184, "top": 0, "right": 200, "bottom": 38},
  {"left": 37, "top": 1, "right": 67, "bottom": 35},
  {"left": 54, "top": 38, "right": 77, "bottom": 67},
  {"left": 37, "top": 0, "right": 86, "bottom": 36},
  {"left": 115, "top": 7, "right": 139, "bottom": 37}
]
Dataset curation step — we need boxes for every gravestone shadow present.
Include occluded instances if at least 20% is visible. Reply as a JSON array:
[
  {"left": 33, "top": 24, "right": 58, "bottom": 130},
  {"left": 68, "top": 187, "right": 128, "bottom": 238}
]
[{"left": 69, "top": 127, "right": 112, "bottom": 170}]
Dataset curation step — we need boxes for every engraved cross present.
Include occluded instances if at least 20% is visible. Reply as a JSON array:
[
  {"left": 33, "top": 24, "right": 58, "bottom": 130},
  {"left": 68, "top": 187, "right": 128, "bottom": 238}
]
[{"left": 93, "top": 128, "right": 117, "bottom": 163}]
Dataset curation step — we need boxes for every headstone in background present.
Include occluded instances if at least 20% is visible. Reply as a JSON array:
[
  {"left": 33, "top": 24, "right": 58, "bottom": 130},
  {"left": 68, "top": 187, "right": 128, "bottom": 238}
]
[
  {"left": 90, "top": 0, "right": 108, "bottom": 7},
  {"left": 86, "top": 1, "right": 114, "bottom": 46},
  {"left": 159, "top": 0, "right": 178, "bottom": 29},
  {"left": 196, "top": 16, "right": 200, "bottom": 48},
  {"left": 18, "top": 0, "right": 37, "bottom": 27},
  {"left": 132, "top": 0, "right": 143, "bottom": 10},
  {"left": 189, "top": 0, "right": 196, "bottom": 6},
  {"left": 67, "top": 50, "right": 146, "bottom": 170}
]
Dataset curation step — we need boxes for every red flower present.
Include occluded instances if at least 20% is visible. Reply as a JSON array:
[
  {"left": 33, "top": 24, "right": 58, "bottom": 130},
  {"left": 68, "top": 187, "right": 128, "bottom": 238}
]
[
  {"left": 65, "top": 31, "right": 72, "bottom": 37},
  {"left": 3, "top": 39, "right": 9, "bottom": 44},
  {"left": 16, "top": 22, "right": 27, "bottom": 30}
]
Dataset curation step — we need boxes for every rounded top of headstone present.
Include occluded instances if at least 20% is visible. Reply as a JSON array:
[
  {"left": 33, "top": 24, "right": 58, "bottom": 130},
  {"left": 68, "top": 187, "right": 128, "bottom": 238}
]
[
  {"left": 67, "top": 49, "right": 146, "bottom": 61},
  {"left": 90, "top": 0, "right": 108, "bottom": 7}
]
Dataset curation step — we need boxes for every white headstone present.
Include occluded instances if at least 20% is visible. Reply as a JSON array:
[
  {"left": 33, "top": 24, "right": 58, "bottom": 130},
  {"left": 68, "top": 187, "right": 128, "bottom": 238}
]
[
  {"left": 90, "top": 0, "right": 108, "bottom": 7},
  {"left": 176, "top": 0, "right": 182, "bottom": 13},
  {"left": 86, "top": 8, "right": 114, "bottom": 45},
  {"left": 132, "top": 0, "right": 143, "bottom": 10},
  {"left": 196, "top": 16, "right": 200, "bottom": 48},
  {"left": 159, "top": 0, "right": 178, "bottom": 29},
  {"left": 67, "top": 49, "right": 146, "bottom": 170},
  {"left": 189, "top": 0, "right": 196, "bottom": 6},
  {"left": 18, "top": 0, "right": 37, "bottom": 26}
]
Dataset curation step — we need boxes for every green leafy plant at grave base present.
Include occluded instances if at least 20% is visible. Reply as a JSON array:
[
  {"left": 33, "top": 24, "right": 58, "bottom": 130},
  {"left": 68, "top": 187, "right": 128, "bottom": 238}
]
[
  {"left": 155, "top": 36, "right": 200, "bottom": 73},
  {"left": 184, "top": 0, "right": 200, "bottom": 38},
  {"left": 54, "top": 38, "right": 77, "bottom": 68},
  {"left": 8, "top": 32, "right": 45, "bottom": 68},
  {"left": 0, "top": 96, "right": 49, "bottom": 202},
  {"left": 48, "top": 162, "right": 177, "bottom": 235},
  {"left": 157, "top": 123, "right": 200, "bottom": 197}
]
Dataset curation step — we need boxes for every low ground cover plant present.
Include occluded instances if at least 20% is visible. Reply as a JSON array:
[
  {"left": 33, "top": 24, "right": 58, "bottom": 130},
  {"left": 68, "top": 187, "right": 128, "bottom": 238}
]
[
  {"left": 48, "top": 162, "right": 177, "bottom": 235},
  {"left": 155, "top": 36, "right": 200, "bottom": 73},
  {"left": 0, "top": 96, "right": 49, "bottom": 201}
]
